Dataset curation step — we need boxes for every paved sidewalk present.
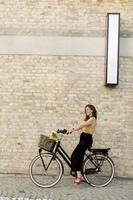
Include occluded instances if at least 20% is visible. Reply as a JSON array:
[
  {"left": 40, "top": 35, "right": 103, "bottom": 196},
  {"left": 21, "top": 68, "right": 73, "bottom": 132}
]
[{"left": 0, "top": 174, "right": 133, "bottom": 200}]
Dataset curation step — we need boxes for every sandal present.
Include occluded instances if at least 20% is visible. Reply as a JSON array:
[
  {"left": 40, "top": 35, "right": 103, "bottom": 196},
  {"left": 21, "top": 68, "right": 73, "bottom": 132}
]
[
  {"left": 74, "top": 176, "right": 86, "bottom": 185},
  {"left": 74, "top": 177, "right": 82, "bottom": 185}
]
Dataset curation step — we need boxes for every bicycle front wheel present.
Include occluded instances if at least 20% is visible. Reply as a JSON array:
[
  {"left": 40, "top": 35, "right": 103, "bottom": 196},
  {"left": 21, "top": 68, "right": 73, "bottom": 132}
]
[
  {"left": 29, "top": 152, "right": 63, "bottom": 188},
  {"left": 83, "top": 155, "right": 115, "bottom": 187}
]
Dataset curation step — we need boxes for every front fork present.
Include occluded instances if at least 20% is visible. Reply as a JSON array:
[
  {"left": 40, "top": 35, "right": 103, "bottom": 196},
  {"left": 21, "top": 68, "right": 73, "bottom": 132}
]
[
  {"left": 39, "top": 148, "right": 56, "bottom": 171},
  {"left": 39, "top": 149, "right": 46, "bottom": 170}
]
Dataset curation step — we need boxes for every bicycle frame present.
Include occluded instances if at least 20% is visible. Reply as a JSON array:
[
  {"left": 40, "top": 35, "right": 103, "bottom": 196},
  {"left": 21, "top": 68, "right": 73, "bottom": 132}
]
[
  {"left": 39, "top": 140, "right": 103, "bottom": 173},
  {"left": 57, "top": 143, "right": 72, "bottom": 168}
]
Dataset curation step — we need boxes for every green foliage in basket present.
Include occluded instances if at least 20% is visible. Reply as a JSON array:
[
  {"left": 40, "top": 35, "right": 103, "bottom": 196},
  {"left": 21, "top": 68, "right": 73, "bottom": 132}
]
[{"left": 49, "top": 131, "right": 58, "bottom": 141}]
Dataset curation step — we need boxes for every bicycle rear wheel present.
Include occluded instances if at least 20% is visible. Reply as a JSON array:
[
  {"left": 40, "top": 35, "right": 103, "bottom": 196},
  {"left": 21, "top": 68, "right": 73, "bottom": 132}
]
[
  {"left": 83, "top": 154, "right": 115, "bottom": 187},
  {"left": 29, "top": 152, "right": 63, "bottom": 188}
]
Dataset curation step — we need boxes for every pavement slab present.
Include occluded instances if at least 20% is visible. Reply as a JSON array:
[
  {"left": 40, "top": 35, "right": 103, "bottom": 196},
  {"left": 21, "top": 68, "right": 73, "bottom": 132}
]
[{"left": 0, "top": 174, "right": 133, "bottom": 200}]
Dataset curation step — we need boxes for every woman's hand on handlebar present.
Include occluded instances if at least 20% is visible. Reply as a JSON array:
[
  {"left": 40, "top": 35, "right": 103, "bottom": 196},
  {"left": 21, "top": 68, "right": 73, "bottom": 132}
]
[{"left": 67, "top": 127, "right": 75, "bottom": 134}]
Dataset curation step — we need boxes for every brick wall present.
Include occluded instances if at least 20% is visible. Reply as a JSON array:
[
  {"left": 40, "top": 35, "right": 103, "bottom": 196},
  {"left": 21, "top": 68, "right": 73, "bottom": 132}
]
[
  {"left": 0, "top": 0, "right": 133, "bottom": 37},
  {"left": 0, "top": 0, "right": 133, "bottom": 177}
]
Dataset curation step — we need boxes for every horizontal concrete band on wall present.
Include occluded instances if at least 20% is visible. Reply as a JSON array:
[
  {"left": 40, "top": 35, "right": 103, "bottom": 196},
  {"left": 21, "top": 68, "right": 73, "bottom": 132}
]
[{"left": 0, "top": 36, "right": 133, "bottom": 56}]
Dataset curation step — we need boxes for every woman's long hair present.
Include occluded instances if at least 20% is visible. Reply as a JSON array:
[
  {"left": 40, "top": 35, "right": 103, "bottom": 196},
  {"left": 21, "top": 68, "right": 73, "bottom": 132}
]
[{"left": 84, "top": 104, "right": 97, "bottom": 121}]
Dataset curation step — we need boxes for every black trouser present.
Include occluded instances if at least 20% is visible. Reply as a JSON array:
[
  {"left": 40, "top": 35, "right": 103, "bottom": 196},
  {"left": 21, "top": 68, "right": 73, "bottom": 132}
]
[{"left": 71, "top": 132, "right": 93, "bottom": 172}]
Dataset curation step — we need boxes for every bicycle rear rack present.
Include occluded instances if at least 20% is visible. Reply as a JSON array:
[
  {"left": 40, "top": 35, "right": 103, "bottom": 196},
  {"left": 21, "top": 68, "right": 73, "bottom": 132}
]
[{"left": 89, "top": 148, "right": 111, "bottom": 156}]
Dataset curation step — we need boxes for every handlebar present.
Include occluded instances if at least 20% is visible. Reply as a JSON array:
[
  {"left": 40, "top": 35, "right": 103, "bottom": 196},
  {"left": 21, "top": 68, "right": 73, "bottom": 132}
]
[{"left": 57, "top": 129, "right": 69, "bottom": 134}]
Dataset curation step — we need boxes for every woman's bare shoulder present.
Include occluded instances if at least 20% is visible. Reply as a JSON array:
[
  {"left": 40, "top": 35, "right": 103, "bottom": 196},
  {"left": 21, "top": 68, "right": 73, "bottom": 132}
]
[{"left": 88, "top": 117, "right": 96, "bottom": 122}]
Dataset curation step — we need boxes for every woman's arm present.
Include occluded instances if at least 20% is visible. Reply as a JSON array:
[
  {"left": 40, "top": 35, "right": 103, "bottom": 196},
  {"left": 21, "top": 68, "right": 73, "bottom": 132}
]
[{"left": 69, "top": 117, "right": 95, "bottom": 133}]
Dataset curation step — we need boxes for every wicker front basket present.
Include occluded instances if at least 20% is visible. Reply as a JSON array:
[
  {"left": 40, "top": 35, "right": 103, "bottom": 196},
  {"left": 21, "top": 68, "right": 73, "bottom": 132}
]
[{"left": 38, "top": 135, "right": 56, "bottom": 152}]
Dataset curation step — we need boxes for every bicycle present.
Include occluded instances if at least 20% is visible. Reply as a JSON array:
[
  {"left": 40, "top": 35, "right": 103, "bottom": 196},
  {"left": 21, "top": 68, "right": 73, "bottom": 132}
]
[{"left": 29, "top": 129, "right": 115, "bottom": 188}]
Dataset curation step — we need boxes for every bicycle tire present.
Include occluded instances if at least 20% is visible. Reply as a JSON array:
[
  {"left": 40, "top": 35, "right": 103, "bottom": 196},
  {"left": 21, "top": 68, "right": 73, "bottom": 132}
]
[
  {"left": 83, "top": 154, "right": 115, "bottom": 187},
  {"left": 29, "top": 152, "right": 63, "bottom": 188}
]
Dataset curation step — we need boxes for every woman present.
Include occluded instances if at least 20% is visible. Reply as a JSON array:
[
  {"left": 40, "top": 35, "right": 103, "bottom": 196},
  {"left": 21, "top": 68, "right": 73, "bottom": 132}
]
[{"left": 69, "top": 104, "right": 97, "bottom": 185}]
